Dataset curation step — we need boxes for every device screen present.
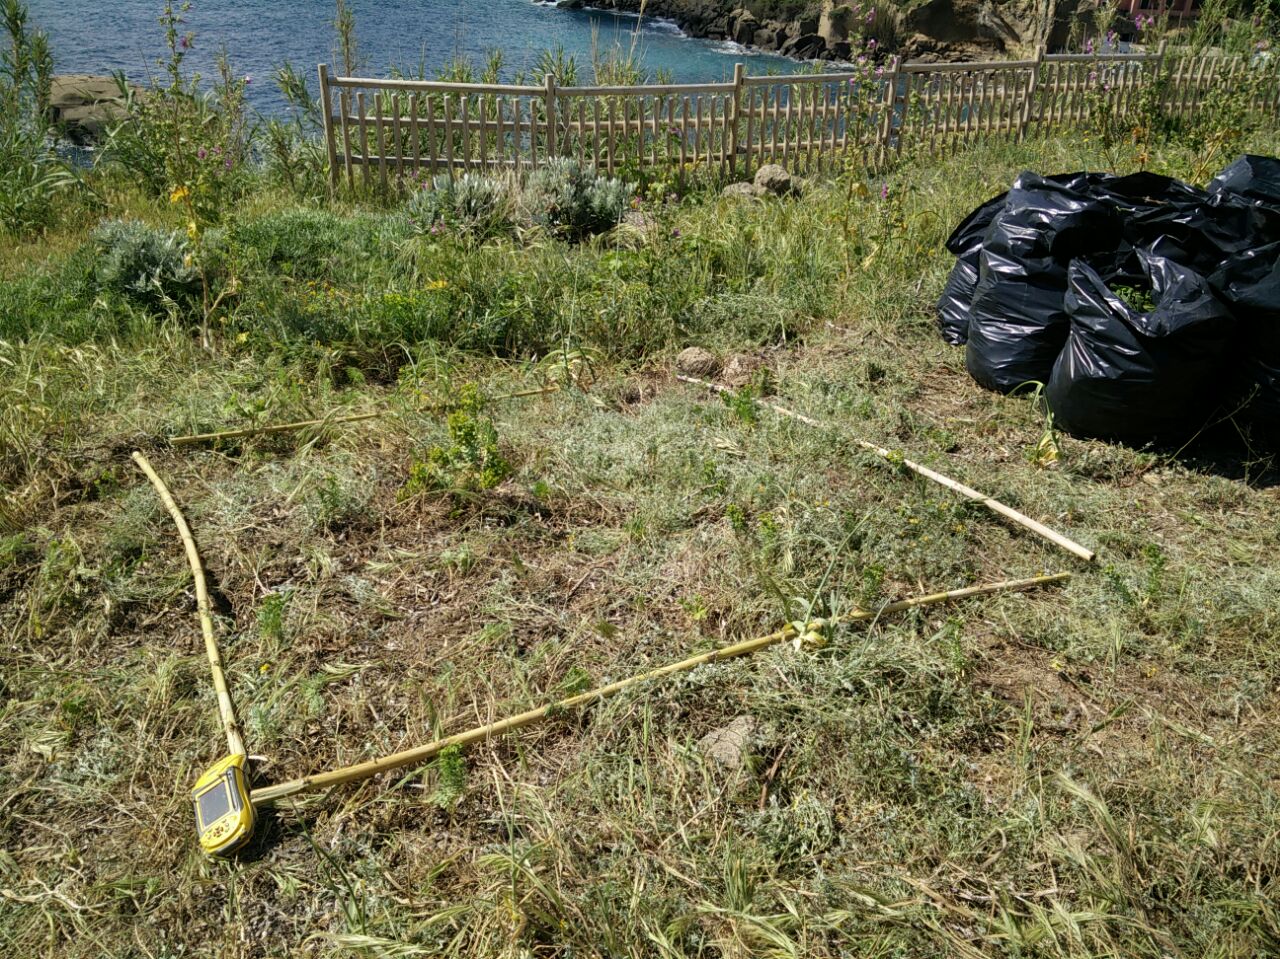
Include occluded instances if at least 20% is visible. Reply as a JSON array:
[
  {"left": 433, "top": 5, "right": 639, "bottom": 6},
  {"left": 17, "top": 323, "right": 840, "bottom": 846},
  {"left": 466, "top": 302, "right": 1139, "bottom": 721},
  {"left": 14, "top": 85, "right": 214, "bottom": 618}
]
[{"left": 196, "top": 775, "right": 239, "bottom": 829}]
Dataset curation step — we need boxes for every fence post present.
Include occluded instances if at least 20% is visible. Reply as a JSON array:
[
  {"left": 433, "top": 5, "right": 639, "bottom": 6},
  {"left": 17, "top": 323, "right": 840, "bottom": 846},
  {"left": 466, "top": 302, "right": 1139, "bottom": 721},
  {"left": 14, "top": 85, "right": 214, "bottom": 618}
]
[
  {"left": 318, "top": 63, "right": 339, "bottom": 191},
  {"left": 544, "top": 73, "right": 558, "bottom": 161},
  {"left": 725, "top": 63, "right": 746, "bottom": 178},
  {"left": 1153, "top": 37, "right": 1169, "bottom": 112},
  {"left": 877, "top": 57, "right": 901, "bottom": 169},
  {"left": 1018, "top": 45, "right": 1045, "bottom": 143}
]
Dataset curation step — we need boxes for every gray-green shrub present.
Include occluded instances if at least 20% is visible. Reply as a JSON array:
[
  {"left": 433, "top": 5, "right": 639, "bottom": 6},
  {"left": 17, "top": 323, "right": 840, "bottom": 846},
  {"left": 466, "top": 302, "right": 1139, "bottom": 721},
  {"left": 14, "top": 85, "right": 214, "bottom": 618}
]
[
  {"left": 90, "top": 219, "right": 198, "bottom": 309},
  {"left": 523, "top": 158, "right": 632, "bottom": 240},
  {"left": 403, "top": 173, "right": 516, "bottom": 241}
]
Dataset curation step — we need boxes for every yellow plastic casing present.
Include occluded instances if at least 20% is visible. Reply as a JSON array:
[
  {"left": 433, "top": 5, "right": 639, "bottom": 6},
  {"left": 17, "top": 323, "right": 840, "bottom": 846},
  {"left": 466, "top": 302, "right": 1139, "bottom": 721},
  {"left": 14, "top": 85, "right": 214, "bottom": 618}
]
[{"left": 191, "top": 754, "right": 255, "bottom": 857}]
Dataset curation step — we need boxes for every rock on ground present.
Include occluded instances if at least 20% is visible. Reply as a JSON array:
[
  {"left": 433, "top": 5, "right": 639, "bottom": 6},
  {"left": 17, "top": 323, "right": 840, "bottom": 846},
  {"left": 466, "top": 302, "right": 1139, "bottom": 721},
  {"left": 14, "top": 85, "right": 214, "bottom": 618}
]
[
  {"left": 698, "top": 715, "right": 757, "bottom": 768},
  {"left": 753, "top": 163, "right": 798, "bottom": 197},
  {"left": 676, "top": 346, "right": 721, "bottom": 377},
  {"left": 721, "top": 180, "right": 766, "bottom": 200},
  {"left": 722, "top": 354, "right": 761, "bottom": 388}
]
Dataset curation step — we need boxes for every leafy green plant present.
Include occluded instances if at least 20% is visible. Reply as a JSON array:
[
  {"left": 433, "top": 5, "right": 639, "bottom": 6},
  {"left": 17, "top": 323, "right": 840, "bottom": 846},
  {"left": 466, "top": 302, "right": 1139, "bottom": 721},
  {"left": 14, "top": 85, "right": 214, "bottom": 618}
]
[
  {"left": 103, "top": 1, "right": 250, "bottom": 220},
  {"left": 0, "top": 0, "right": 71, "bottom": 236},
  {"left": 523, "top": 158, "right": 632, "bottom": 241},
  {"left": 404, "top": 173, "right": 516, "bottom": 241},
  {"left": 429, "top": 744, "right": 467, "bottom": 810},
  {"left": 260, "top": 61, "right": 328, "bottom": 199},
  {"left": 1112, "top": 283, "right": 1157, "bottom": 313},
  {"left": 90, "top": 219, "right": 199, "bottom": 309},
  {"left": 401, "top": 384, "right": 511, "bottom": 497}
]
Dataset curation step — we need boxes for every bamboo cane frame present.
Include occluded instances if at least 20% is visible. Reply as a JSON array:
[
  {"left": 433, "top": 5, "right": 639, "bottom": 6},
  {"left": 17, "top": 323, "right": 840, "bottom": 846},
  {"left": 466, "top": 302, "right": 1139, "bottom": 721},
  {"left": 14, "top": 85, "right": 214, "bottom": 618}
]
[
  {"left": 131, "top": 452, "right": 247, "bottom": 758},
  {"left": 251, "top": 571, "right": 1069, "bottom": 805},
  {"left": 677, "top": 375, "right": 1095, "bottom": 563}
]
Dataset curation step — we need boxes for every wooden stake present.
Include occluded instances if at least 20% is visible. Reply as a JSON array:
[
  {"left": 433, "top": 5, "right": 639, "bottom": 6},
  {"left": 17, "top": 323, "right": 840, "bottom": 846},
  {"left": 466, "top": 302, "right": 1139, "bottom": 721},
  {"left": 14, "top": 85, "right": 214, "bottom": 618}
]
[
  {"left": 132, "top": 452, "right": 246, "bottom": 757},
  {"left": 676, "top": 375, "right": 1095, "bottom": 563},
  {"left": 251, "top": 571, "right": 1069, "bottom": 805}
]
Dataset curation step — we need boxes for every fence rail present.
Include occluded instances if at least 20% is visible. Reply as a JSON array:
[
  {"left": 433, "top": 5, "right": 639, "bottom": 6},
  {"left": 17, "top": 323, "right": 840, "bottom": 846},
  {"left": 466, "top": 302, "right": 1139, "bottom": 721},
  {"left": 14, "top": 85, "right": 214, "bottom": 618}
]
[{"left": 317, "top": 41, "right": 1280, "bottom": 190}]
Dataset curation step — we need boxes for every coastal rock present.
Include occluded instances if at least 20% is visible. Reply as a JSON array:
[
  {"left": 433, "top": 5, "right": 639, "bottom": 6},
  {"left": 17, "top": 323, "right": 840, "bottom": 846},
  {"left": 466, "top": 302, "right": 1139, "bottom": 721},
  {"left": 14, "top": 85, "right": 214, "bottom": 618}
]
[
  {"left": 729, "top": 9, "right": 758, "bottom": 45},
  {"left": 753, "top": 163, "right": 797, "bottom": 197},
  {"left": 49, "top": 74, "right": 136, "bottom": 143},
  {"left": 551, "top": 1, "right": 1100, "bottom": 63}
]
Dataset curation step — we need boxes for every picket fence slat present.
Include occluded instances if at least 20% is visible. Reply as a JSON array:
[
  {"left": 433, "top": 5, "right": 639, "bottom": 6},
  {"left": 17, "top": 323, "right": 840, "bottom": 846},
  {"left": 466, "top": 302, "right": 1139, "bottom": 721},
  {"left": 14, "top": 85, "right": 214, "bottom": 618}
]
[{"left": 318, "top": 47, "right": 1280, "bottom": 191}]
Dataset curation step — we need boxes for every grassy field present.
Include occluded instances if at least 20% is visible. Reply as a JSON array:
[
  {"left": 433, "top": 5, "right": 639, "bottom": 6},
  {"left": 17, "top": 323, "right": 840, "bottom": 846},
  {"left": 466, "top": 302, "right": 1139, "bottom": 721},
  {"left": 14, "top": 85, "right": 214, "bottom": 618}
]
[{"left": 3, "top": 130, "right": 1280, "bottom": 958}]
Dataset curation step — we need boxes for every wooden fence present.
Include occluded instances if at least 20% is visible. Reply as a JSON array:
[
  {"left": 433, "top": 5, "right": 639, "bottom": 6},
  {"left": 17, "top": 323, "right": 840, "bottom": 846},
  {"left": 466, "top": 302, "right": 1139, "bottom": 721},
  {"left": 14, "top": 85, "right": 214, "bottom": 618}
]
[{"left": 317, "top": 41, "right": 1280, "bottom": 190}]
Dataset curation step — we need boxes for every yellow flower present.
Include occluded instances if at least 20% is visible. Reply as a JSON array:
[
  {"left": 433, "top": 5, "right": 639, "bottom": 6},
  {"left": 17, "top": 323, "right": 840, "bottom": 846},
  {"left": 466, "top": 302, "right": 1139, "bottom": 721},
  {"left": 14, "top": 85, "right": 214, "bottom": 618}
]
[
  {"left": 186, "top": 220, "right": 199, "bottom": 241},
  {"left": 259, "top": 662, "right": 271, "bottom": 673},
  {"left": 169, "top": 185, "right": 190, "bottom": 204},
  {"left": 236, "top": 332, "right": 250, "bottom": 344},
  {"left": 426, "top": 279, "right": 449, "bottom": 290}
]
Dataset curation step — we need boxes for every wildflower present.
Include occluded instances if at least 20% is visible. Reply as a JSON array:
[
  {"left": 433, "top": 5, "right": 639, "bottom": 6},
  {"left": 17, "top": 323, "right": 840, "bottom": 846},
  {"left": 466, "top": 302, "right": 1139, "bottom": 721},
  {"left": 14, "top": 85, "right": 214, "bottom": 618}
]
[
  {"left": 867, "top": 38, "right": 877, "bottom": 50},
  {"left": 866, "top": 9, "right": 875, "bottom": 23},
  {"left": 179, "top": 34, "right": 191, "bottom": 50},
  {"left": 880, "top": 182, "right": 889, "bottom": 200},
  {"left": 426, "top": 279, "right": 449, "bottom": 289},
  {"left": 1084, "top": 38, "right": 1094, "bottom": 55},
  {"left": 259, "top": 662, "right": 271, "bottom": 673},
  {"left": 169, "top": 185, "right": 189, "bottom": 204},
  {"left": 244, "top": 75, "right": 252, "bottom": 85},
  {"left": 237, "top": 332, "right": 250, "bottom": 344},
  {"left": 670, "top": 228, "right": 681, "bottom": 238},
  {"left": 186, "top": 220, "right": 199, "bottom": 240},
  {"left": 224, "top": 156, "right": 233, "bottom": 170}
]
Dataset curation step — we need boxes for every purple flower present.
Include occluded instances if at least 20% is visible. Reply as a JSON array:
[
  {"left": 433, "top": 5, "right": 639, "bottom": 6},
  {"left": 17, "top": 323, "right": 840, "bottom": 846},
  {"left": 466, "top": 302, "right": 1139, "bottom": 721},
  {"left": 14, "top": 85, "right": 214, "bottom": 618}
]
[
  {"left": 244, "top": 75, "right": 253, "bottom": 85},
  {"left": 867, "top": 38, "right": 877, "bottom": 50},
  {"left": 880, "top": 183, "right": 889, "bottom": 200},
  {"left": 1085, "top": 38, "right": 1094, "bottom": 54},
  {"left": 857, "top": 55, "right": 867, "bottom": 64},
  {"left": 866, "top": 10, "right": 875, "bottom": 23},
  {"left": 224, "top": 157, "right": 233, "bottom": 170},
  {"left": 197, "top": 147, "right": 206, "bottom": 159},
  {"left": 671, "top": 228, "right": 681, "bottom": 238},
  {"left": 179, "top": 35, "right": 191, "bottom": 50}
]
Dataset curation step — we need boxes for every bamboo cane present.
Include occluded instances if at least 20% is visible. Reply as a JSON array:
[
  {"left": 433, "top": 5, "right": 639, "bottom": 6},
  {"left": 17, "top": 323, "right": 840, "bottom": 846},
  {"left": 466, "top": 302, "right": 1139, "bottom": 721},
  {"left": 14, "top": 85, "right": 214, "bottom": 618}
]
[
  {"left": 132, "top": 452, "right": 247, "bottom": 757},
  {"left": 251, "top": 571, "right": 1068, "bottom": 805},
  {"left": 676, "top": 374, "right": 1095, "bottom": 563},
  {"left": 169, "top": 386, "right": 561, "bottom": 447}
]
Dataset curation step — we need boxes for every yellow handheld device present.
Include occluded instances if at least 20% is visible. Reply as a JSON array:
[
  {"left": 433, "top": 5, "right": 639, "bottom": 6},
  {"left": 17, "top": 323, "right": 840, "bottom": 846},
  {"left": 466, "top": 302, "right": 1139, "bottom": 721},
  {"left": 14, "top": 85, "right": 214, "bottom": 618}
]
[{"left": 191, "top": 754, "right": 256, "bottom": 856}]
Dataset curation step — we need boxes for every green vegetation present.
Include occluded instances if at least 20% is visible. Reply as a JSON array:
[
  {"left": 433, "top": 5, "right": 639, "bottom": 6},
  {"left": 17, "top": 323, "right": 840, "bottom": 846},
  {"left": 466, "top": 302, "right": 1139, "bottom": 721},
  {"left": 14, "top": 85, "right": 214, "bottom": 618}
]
[{"left": 3, "top": 2, "right": 1280, "bottom": 957}]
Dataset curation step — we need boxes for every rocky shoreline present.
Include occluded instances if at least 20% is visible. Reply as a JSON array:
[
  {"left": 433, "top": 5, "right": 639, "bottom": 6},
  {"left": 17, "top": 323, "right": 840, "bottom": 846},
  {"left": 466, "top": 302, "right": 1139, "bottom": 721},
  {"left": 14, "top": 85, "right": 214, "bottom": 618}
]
[{"left": 553, "top": 0, "right": 1101, "bottom": 64}]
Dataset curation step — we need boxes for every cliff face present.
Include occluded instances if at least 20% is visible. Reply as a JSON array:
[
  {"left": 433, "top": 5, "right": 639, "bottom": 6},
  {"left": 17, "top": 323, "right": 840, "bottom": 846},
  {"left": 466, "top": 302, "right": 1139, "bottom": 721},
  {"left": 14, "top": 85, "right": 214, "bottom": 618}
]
[{"left": 555, "top": 0, "right": 1100, "bottom": 62}]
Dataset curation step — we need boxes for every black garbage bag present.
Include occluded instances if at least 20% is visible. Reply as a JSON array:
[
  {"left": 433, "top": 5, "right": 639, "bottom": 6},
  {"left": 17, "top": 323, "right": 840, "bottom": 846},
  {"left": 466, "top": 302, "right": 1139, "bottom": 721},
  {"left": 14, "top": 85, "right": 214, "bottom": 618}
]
[
  {"left": 1209, "top": 154, "right": 1280, "bottom": 209},
  {"left": 1205, "top": 155, "right": 1280, "bottom": 252},
  {"left": 1210, "top": 242, "right": 1280, "bottom": 432},
  {"left": 1046, "top": 252, "right": 1236, "bottom": 443},
  {"left": 937, "top": 173, "right": 1120, "bottom": 346},
  {"left": 937, "top": 191, "right": 1007, "bottom": 345},
  {"left": 965, "top": 172, "right": 1127, "bottom": 393}
]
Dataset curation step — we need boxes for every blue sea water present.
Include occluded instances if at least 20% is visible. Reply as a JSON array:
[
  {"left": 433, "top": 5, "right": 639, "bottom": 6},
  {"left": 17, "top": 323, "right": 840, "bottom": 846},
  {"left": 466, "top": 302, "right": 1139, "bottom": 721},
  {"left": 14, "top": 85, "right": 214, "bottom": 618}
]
[{"left": 28, "top": 0, "right": 807, "bottom": 114}]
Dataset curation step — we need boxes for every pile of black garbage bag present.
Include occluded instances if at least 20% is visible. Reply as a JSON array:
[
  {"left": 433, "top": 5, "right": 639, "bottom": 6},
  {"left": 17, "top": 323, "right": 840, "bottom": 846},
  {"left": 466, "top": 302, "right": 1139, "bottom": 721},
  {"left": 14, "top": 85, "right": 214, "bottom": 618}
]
[{"left": 937, "top": 155, "right": 1280, "bottom": 445}]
